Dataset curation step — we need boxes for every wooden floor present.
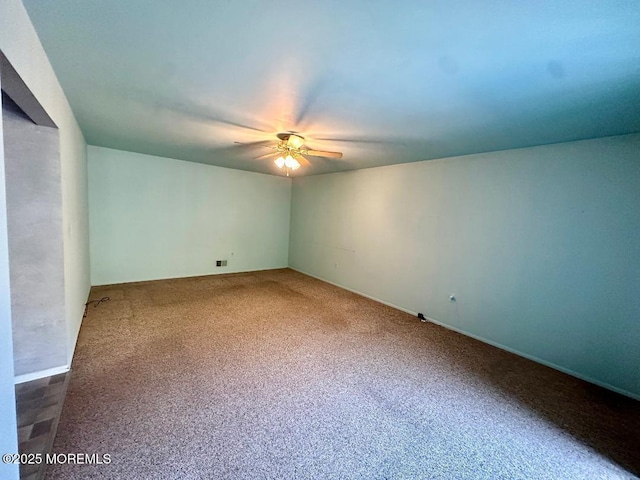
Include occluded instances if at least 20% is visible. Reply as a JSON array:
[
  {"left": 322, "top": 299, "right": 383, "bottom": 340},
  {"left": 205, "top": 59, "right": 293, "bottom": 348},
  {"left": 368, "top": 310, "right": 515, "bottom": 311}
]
[{"left": 15, "top": 373, "right": 69, "bottom": 480}]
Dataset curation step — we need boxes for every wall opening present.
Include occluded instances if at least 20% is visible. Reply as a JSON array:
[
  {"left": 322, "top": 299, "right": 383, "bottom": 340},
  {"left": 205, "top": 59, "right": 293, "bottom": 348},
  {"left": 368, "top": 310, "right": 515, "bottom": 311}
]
[{"left": 0, "top": 52, "right": 66, "bottom": 380}]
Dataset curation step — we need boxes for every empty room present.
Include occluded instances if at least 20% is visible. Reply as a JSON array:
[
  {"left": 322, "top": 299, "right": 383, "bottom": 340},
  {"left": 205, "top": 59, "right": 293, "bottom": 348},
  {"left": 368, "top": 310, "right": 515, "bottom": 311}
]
[{"left": 1, "top": 1, "right": 639, "bottom": 479}]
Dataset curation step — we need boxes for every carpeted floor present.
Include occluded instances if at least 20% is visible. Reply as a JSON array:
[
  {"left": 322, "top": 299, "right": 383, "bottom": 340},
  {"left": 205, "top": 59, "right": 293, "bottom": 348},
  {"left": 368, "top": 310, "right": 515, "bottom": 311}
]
[{"left": 48, "top": 269, "right": 640, "bottom": 479}]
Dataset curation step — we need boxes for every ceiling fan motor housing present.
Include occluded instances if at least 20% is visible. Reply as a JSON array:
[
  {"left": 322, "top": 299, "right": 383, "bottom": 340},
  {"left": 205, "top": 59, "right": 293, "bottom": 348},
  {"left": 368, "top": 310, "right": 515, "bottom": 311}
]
[{"left": 276, "top": 133, "right": 305, "bottom": 149}]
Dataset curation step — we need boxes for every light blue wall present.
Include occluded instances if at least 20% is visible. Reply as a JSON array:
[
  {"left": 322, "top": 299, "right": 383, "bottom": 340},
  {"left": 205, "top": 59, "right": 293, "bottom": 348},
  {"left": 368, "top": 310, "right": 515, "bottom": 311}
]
[
  {"left": 89, "top": 146, "right": 292, "bottom": 285},
  {"left": 289, "top": 133, "right": 640, "bottom": 399},
  {"left": 0, "top": 0, "right": 90, "bottom": 378}
]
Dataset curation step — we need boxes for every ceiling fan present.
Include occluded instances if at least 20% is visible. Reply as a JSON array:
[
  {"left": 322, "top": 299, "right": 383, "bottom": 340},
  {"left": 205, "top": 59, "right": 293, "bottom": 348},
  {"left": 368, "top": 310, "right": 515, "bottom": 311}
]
[{"left": 236, "top": 133, "right": 343, "bottom": 176}]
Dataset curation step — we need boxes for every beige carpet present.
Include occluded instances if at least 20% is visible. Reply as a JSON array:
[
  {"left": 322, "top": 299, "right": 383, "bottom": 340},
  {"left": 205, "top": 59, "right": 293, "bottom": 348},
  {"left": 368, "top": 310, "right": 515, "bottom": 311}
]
[{"left": 48, "top": 269, "right": 640, "bottom": 479}]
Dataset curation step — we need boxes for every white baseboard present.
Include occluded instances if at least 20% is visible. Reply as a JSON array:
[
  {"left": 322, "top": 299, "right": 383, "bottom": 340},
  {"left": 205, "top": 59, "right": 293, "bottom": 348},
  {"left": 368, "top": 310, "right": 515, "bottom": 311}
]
[
  {"left": 424, "top": 316, "right": 640, "bottom": 401},
  {"left": 68, "top": 298, "right": 88, "bottom": 368},
  {"left": 14, "top": 365, "right": 70, "bottom": 384},
  {"left": 288, "top": 267, "right": 419, "bottom": 317},
  {"left": 92, "top": 265, "right": 289, "bottom": 287},
  {"left": 289, "top": 267, "right": 640, "bottom": 401}
]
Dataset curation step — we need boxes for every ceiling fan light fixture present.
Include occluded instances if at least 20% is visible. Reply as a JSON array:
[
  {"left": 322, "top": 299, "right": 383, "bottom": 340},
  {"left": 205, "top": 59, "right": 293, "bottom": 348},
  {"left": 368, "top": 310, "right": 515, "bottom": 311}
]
[
  {"left": 275, "top": 155, "right": 300, "bottom": 171},
  {"left": 285, "top": 155, "right": 300, "bottom": 170},
  {"left": 240, "top": 132, "right": 342, "bottom": 175}
]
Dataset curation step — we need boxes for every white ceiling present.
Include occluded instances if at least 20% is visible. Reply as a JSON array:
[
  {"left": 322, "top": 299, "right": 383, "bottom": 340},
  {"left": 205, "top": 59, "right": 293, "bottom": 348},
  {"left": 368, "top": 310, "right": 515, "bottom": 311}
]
[{"left": 23, "top": 0, "right": 640, "bottom": 176}]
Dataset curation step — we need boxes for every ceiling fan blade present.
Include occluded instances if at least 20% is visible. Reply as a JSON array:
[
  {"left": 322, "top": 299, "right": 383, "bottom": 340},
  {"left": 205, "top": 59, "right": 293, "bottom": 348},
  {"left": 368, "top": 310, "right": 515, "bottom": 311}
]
[
  {"left": 296, "top": 155, "right": 311, "bottom": 167},
  {"left": 304, "top": 149, "right": 343, "bottom": 159},
  {"left": 233, "top": 140, "right": 272, "bottom": 148},
  {"left": 254, "top": 151, "right": 279, "bottom": 160}
]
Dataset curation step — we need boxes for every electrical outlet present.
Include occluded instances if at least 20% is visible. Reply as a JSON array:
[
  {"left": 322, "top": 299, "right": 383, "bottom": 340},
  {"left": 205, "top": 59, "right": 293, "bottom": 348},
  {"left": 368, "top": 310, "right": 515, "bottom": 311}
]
[{"left": 221, "top": 260, "right": 227, "bottom": 266}]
